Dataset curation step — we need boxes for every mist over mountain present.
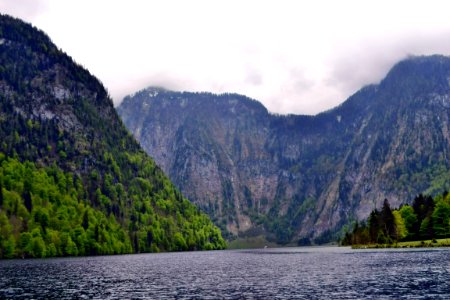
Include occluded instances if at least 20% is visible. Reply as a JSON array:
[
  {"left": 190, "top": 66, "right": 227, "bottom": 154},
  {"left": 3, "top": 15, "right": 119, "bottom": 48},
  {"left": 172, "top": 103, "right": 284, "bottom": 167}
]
[{"left": 118, "top": 55, "right": 450, "bottom": 244}]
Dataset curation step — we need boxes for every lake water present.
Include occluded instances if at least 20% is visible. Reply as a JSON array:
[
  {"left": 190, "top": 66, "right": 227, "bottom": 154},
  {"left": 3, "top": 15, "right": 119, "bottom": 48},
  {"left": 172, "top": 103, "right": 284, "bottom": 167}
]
[{"left": 1, "top": 246, "right": 449, "bottom": 299}]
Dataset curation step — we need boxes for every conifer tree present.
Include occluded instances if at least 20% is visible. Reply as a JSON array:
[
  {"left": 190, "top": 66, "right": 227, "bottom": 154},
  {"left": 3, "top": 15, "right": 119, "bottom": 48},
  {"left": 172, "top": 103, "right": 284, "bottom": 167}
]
[
  {"left": 368, "top": 209, "right": 380, "bottom": 243},
  {"left": 381, "top": 199, "right": 396, "bottom": 242}
]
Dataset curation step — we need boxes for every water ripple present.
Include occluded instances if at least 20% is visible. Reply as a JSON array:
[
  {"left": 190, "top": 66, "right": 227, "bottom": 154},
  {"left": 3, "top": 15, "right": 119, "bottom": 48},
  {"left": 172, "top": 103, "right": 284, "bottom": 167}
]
[{"left": 1, "top": 247, "right": 449, "bottom": 299}]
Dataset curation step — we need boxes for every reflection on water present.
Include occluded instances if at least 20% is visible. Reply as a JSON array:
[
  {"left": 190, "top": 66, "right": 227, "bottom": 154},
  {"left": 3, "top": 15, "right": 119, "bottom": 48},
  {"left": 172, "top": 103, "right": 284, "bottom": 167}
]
[{"left": 1, "top": 247, "right": 449, "bottom": 299}]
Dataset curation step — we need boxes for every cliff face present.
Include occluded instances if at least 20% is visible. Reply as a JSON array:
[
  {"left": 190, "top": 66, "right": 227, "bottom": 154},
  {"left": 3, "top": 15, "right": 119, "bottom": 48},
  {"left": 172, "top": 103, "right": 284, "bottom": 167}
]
[{"left": 118, "top": 55, "right": 450, "bottom": 243}]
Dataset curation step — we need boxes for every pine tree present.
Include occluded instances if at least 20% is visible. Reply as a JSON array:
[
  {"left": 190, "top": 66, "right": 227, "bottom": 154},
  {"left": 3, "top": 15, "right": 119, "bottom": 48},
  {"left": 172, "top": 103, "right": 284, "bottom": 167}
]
[
  {"left": 381, "top": 199, "right": 396, "bottom": 242},
  {"left": 368, "top": 209, "right": 380, "bottom": 243},
  {"left": 82, "top": 210, "right": 89, "bottom": 230},
  {"left": 23, "top": 176, "right": 33, "bottom": 212},
  {"left": 23, "top": 190, "right": 32, "bottom": 212}
]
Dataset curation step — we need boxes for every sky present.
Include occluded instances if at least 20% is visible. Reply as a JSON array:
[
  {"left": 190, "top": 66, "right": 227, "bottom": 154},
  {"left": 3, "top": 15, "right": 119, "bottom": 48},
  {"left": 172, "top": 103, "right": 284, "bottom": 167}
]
[{"left": 2, "top": 0, "right": 450, "bottom": 115}]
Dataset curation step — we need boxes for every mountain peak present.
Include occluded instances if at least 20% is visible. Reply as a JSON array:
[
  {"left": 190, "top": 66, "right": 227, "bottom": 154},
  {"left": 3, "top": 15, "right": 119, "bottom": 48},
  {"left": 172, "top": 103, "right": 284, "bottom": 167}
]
[
  {"left": 120, "top": 87, "right": 269, "bottom": 120},
  {"left": 380, "top": 55, "right": 450, "bottom": 93},
  {"left": 0, "top": 14, "right": 54, "bottom": 52}
]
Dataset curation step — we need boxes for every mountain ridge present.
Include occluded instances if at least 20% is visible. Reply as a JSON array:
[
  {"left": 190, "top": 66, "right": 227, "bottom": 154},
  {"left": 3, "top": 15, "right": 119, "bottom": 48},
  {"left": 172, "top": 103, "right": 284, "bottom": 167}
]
[{"left": 118, "top": 54, "right": 450, "bottom": 244}]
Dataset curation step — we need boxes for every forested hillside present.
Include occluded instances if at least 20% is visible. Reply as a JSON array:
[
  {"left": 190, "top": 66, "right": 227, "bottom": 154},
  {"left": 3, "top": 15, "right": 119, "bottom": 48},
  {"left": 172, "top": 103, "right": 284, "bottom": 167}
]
[{"left": 0, "top": 14, "right": 225, "bottom": 258}]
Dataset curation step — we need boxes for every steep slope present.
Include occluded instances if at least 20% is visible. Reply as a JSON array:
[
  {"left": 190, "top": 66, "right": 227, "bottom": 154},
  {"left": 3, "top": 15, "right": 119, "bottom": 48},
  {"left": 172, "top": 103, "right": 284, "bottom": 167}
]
[
  {"left": 118, "top": 55, "right": 450, "bottom": 244},
  {"left": 118, "top": 91, "right": 272, "bottom": 237},
  {"left": 0, "top": 15, "right": 225, "bottom": 258}
]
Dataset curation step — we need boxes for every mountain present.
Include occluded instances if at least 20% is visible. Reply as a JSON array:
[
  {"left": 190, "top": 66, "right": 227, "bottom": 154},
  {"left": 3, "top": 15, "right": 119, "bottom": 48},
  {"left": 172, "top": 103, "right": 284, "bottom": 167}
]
[
  {"left": 117, "top": 55, "right": 450, "bottom": 244},
  {"left": 0, "top": 14, "right": 225, "bottom": 258}
]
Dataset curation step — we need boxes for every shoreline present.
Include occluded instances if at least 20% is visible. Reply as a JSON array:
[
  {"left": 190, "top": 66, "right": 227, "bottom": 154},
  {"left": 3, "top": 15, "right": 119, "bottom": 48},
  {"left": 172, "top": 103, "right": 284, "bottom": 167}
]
[{"left": 351, "top": 238, "right": 450, "bottom": 249}]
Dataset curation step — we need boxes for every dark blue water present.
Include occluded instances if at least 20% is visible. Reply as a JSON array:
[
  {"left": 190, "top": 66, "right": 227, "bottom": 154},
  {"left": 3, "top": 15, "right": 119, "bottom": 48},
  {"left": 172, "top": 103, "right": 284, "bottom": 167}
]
[{"left": 1, "top": 246, "right": 449, "bottom": 299}]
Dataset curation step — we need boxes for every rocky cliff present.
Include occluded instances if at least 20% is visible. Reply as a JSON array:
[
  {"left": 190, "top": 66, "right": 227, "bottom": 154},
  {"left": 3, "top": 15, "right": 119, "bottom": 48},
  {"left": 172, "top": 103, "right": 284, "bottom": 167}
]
[{"left": 118, "top": 55, "right": 450, "bottom": 244}]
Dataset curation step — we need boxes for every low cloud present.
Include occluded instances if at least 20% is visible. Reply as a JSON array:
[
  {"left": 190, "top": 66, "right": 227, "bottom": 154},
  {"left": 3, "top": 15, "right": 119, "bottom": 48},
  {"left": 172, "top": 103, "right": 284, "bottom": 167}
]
[
  {"left": 4, "top": 0, "right": 450, "bottom": 115},
  {"left": 324, "top": 31, "right": 450, "bottom": 111},
  {"left": 0, "top": 0, "right": 48, "bottom": 21}
]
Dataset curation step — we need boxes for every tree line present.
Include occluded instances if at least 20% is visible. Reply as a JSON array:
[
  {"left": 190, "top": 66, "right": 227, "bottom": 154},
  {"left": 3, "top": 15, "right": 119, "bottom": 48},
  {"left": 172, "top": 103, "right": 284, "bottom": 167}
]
[{"left": 342, "top": 192, "right": 450, "bottom": 245}]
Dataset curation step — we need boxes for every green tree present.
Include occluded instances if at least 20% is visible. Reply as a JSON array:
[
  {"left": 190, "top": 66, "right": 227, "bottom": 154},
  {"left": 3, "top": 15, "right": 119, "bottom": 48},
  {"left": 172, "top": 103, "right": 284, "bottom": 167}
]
[
  {"left": 65, "top": 236, "right": 78, "bottom": 256},
  {"left": 23, "top": 188, "right": 32, "bottom": 212},
  {"left": 173, "top": 232, "right": 187, "bottom": 251},
  {"left": 419, "top": 216, "right": 433, "bottom": 239},
  {"left": 3, "top": 237, "right": 16, "bottom": 258},
  {"left": 412, "top": 194, "right": 434, "bottom": 236},
  {"left": 82, "top": 210, "right": 89, "bottom": 230},
  {"left": 0, "top": 212, "right": 12, "bottom": 237},
  {"left": 399, "top": 205, "right": 417, "bottom": 239},
  {"left": 34, "top": 207, "right": 49, "bottom": 232},
  {"left": 18, "top": 232, "right": 33, "bottom": 257},
  {"left": 393, "top": 210, "right": 407, "bottom": 240},
  {"left": 380, "top": 199, "right": 396, "bottom": 243},
  {"left": 31, "top": 235, "right": 46, "bottom": 258},
  {"left": 46, "top": 243, "right": 57, "bottom": 257},
  {"left": 432, "top": 200, "right": 450, "bottom": 237}
]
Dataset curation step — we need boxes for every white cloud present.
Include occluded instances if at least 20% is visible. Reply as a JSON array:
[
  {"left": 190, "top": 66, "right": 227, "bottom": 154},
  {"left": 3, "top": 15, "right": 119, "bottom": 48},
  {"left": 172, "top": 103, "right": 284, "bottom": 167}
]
[
  {"left": 0, "top": 0, "right": 49, "bottom": 20},
  {"left": 3, "top": 0, "right": 450, "bottom": 114}
]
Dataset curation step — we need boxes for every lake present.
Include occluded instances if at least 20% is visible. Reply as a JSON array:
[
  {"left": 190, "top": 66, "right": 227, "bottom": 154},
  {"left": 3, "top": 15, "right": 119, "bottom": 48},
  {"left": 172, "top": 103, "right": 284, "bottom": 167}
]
[{"left": 1, "top": 246, "right": 449, "bottom": 299}]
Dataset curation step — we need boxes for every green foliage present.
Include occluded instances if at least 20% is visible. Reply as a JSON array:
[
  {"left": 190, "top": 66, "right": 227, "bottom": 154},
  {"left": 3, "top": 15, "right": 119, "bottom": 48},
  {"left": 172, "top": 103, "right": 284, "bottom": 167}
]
[
  {"left": 393, "top": 210, "right": 407, "bottom": 240},
  {"left": 399, "top": 205, "right": 417, "bottom": 239},
  {"left": 0, "top": 154, "right": 226, "bottom": 258},
  {"left": 412, "top": 194, "right": 435, "bottom": 238},
  {"left": 432, "top": 195, "right": 450, "bottom": 237},
  {"left": 0, "top": 156, "right": 131, "bottom": 258},
  {"left": 342, "top": 193, "right": 450, "bottom": 246}
]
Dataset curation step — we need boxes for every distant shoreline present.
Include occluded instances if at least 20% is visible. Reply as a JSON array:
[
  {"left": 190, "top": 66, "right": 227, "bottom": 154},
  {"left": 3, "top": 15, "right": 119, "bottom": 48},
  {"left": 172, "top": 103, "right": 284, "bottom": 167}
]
[{"left": 351, "top": 238, "right": 450, "bottom": 249}]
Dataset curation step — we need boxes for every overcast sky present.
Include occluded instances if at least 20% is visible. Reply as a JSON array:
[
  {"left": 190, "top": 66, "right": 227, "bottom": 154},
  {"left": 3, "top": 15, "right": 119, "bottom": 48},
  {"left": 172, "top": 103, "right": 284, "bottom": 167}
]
[{"left": 2, "top": 0, "right": 450, "bottom": 115}]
